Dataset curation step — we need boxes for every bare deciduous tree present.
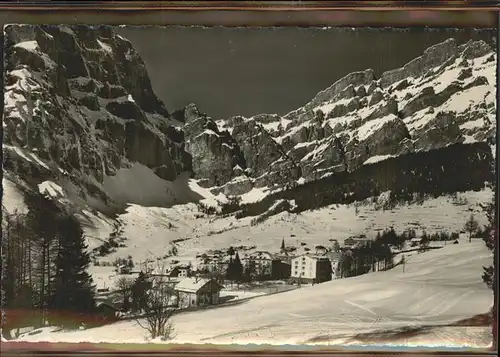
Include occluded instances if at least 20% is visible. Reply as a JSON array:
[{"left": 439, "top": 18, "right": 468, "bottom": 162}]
[
  {"left": 136, "top": 263, "right": 176, "bottom": 340},
  {"left": 115, "top": 276, "right": 134, "bottom": 310}
]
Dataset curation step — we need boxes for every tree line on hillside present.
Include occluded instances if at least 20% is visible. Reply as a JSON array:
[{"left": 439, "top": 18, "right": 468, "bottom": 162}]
[
  {"left": 2, "top": 191, "right": 95, "bottom": 338},
  {"left": 339, "top": 225, "right": 464, "bottom": 278},
  {"left": 213, "top": 142, "right": 493, "bottom": 219}
]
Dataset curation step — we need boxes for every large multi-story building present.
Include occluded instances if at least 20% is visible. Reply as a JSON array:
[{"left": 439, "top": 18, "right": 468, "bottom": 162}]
[
  {"left": 291, "top": 254, "right": 332, "bottom": 284},
  {"left": 242, "top": 251, "right": 274, "bottom": 277}
]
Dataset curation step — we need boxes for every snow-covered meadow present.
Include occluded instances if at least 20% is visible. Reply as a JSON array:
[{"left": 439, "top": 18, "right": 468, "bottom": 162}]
[{"left": 14, "top": 237, "right": 493, "bottom": 348}]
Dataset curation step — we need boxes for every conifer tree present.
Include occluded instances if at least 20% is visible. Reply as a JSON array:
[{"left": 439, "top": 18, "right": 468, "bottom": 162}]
[
  {"left": 464, "top": 214, "right": 479, "bottom": 242},
  {"left": 131, "top": 271, "right": 149, "bottom": 312},
  {"left": 233, "top": 252, "right": 244, "bottom": 282},
  {"left": 50, "top": 214, "right": 95, "bottom": 325},
  {"left": 225, "top": 256, "right": 234, "bottom": 281},
  {"left": 24, "top": 192, "right": 61, "bottom": 310}
]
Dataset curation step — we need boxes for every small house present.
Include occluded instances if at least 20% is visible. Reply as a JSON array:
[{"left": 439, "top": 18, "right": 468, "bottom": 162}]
[
  {"left": 343, "top": 235, "right": 370, "bottom": 247},
  {"left": 343, "top": 238, "right": 354, "bottom": 247},
  {"left": 166, "top": 264, "right": 192, "bottom": 278},
  {"left": 116, "top": 264, "right": 131, "bottom": 275},
  {"left": 174, "top": 277, "right": 224, "bottom": 309},
  {"left": 177, "top": 264, "right": 191, "bottom": 278},
  {"left": 410, "top": 238, "right": 422, "bottom": 247},
  {"left": 95, "top": 300, "right": 119, "bottom": 321}
]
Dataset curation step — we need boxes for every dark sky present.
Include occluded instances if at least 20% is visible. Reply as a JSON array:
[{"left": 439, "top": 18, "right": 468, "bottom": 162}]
[{"left": 117, "top": 27, "right": 495, "bottom": 120}]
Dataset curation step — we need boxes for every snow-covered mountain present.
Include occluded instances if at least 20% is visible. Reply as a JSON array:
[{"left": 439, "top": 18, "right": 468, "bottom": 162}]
[
  {"left": 2, "top": 25, "right": 496, "bottom": 255},
  {"left": 184, "top": 38, "right": 496, "bottom": 196},
  {"left": 3, "top": 25, "right": 193, "bottom": 214}
]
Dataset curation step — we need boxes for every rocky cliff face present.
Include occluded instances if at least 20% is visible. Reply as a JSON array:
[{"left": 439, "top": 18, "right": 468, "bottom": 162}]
[
  {"left": 3, "top": 25, "right": 192, "bottom": 210},
  {"left": 3, "top": 27, "right": 496, "bottom": 213},
  {"left": 181, "top": 103, "right": 245, "bottom": 189},
  {"left": 184, "top": 37, "right": 496, "bottom": 195}
]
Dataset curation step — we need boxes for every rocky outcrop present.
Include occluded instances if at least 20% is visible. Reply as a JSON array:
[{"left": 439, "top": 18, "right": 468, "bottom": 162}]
[
  {"left": 305, "top": 69, "right": 376, "bottom": 111},
  {"left": 347, "top": 116, "right": 409, "bottom": 171},
  {"left": 299, "top": 136, "right": 346, "bottom": 181},
  {"left": 283, "top": 69, "right": 376, "bottom": 124},
  {"left": 3, "top": 25, "right": 192, "bottom": 209},
  {"left": 380, "top": 38, "right": 459, "bottom": 88},
  {"left": 459, "top": 40, "right": 493, "bottom": 60},
  {"left": 230, "top": 118, "right": 300, "bottom": 188},
  {"left": 181, "top": 104, "right": 245, "bottom": 188},
  {"left": 411, "top": 111, "right": 465, "bottom": 152}
]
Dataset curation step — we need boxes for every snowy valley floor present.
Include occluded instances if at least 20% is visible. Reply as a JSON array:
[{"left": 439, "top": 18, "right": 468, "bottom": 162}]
[{"left": 13, "top": 238, "right": 493, "bottom": 349}]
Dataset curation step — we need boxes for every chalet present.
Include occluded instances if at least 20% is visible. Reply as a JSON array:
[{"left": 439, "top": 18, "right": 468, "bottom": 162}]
[
  {"left": 343, "top": 236, "right": 371, "bottom": 248},
  {"left": 291, "top": 254, "right": 332, "bottom": 284},
  {"left": 116, "top": 264, "right": 131, "bottom": 275},
  {"left": 174, "top": 277, "right": 224, "bottom": 309},
  {"left": 178, "top": 264, "right": 191, "bottom": 278},
  {"left": 410, "top": 238, "right": 422, "bottom": 247},
  {"left": 95, "top": 300, "right": 119, "bottom": 321},
  {"left": 167, "top": 264, "right": 191, "bottom": 278}
]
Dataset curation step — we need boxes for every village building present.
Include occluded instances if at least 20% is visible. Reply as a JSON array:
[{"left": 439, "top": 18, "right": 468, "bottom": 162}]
[
  {"left": 115, "top": 264, "right": 131, "bottom": 275},
  {"left": 242, "top": 251, "right": 274, "bottom": 277},
  {"left": 95, "top": 300, "right": 120, "bottom": 322},
  {"left": 274, "top": 239, "right": 295, "bottom": 264},
  {"left": 291, "top": 254, "right": 332, "bottom": 284},
  {"left": 174, "top": 277, "right": 224, "bottom": 309},
  {"left": 410, "top": 237, "right": 422, "bottom": 247},
  {"left": 314, "top": 245, "right": 329, "bottom": 255},
  {"left": 343, "top": 235, "right": 371, "bottom": 248},
  {"left": 178, "top": 264, "right": 191, "bottom": 278},
  {"left": 271, "top": 259, "right": 292, "bottom": 279},
  {"left": 166, "top": 264, "right": 192, "bottom": 278},
  {"left": 209, "top": 259, "right": 230, "bottom": 275}
]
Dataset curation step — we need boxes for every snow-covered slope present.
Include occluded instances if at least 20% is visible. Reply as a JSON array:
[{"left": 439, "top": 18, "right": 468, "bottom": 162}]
[
  {"left": 16, "top": 237, "right": 493, "bottom": 348},
  {"left": 91, "top": 188, "right": 492, "bottom": 269}
]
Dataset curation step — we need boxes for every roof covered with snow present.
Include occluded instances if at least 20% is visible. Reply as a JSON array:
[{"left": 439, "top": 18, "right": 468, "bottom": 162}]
[{"left": 174, "top": 277, "right": 222, "bottom": 293}]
